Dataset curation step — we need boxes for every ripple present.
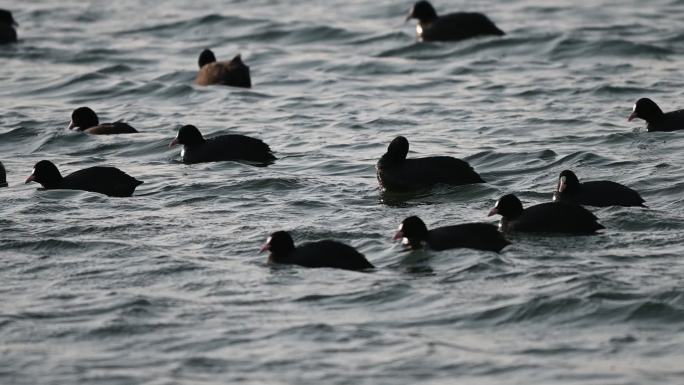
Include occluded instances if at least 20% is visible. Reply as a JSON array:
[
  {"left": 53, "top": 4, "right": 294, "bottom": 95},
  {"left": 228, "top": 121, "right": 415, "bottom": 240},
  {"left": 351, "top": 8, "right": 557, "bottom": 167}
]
[{"left": 2, "top": 1, "right": 684, "bottom": 384}]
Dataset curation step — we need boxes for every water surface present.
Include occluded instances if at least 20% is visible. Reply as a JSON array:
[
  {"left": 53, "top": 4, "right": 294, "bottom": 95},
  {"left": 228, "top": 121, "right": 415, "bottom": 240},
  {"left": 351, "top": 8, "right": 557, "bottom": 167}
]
[{"left": 1, "top": 1, "right": 684, "bottom": 384}]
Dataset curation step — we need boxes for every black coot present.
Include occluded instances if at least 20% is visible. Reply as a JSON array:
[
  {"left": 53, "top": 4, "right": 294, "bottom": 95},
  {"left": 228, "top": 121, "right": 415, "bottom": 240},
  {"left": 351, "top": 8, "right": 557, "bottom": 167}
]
[
  {"left": 260, "top": 231, "right": 374, "bottom": 271},
  {"left": 376, "top": 136, "right": 484, "bottom": 191},
  {"left": 195, "top": 49, "right": 251, "bottom": 88},
  {"left": 25, "top": 160, "right": 143, "bottom": 197},
  {"left": 170, "top": 125, "right": 276, "bottom": 165},
  {"left": 406, "top": 1, "right": 504, "bottom": 42},
  {"left": 395, "top": 216, "right": 509, "bottom": 252},
  {"left": 68, "top": 107, "right": 138, "bottom": 135},
  {"left": 0, "top": 9, "right": 17, "bottom": 44},
  {"left": 553, "top": 170, "right": 645, "bottom": 207},
  {"left": 0, "top": 161, "right": 7, "bottom": 187},
  {"left": 488, "top": 194, "right": 604, "bottom": 235},
  {"left": 628, "top": 98, "right": 684, "bottom": 132}
]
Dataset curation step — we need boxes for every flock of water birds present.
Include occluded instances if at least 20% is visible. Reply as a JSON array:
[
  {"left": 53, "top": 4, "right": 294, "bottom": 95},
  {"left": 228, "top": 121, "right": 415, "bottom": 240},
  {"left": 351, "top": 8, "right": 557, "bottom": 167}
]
[{"left": 1, "top": 2, "right": 683, "bottom": 271}]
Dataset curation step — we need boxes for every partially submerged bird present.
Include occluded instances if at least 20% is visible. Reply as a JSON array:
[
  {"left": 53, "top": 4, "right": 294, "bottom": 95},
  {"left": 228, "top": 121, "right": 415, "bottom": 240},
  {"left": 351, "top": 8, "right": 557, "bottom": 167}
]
[
  {"left": 0, "top": 9, "right": 18, "bottom": 44},
  {"left": 25, "top": 160, "right": 143, "bottom": 197},
  {"left": 0, "top": 161, "right": 7, "bottom": 187},
  {"left": 260, "top": 231, "right": 374, "bottom": 271},
  {"left": 169, "top": 125, "right": 276, "bottom": 165},
  {"left": 406, "top": 1, "right": 504, "bottom": 42},
  {"left": 376, "top": 136, "right": 484, "bottom": 192},
  {"left": 628, "top": 98, "right": 684, "bottom": 132},
  {"left": 394, "top": 215, "right": 509, "bottom": 252},
  {"left": 553, "top": 170, "right": 646, "bottom": 207},
  {"left": 488, "top": 194, "right": 604, "bottom": 235},
  {"left": 195, "top": 49, "right": 251, "bottom": 88},
  {"left": 68, "top": 107, "right": 138, "bottom": 135}
]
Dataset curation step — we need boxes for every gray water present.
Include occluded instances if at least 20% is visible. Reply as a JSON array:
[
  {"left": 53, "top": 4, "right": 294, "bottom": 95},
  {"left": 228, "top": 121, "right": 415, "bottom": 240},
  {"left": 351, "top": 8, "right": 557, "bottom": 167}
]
[{"left": 1, "top": 0, "right": 684, "bottom": 384}]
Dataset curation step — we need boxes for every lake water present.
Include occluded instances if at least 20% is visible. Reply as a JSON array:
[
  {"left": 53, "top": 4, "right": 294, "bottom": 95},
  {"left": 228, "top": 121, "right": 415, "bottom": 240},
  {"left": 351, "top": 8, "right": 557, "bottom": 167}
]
[{"left": 1, "top": 0, "right": 683, "bottom": 384}]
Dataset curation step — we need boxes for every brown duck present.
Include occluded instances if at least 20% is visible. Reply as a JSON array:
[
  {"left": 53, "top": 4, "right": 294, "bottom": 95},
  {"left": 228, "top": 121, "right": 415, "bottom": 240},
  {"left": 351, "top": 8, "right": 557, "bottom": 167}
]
[
  {"left": 195, "top": 49, "right": 251, "bottom": 88},
  {"left": 68, "top": 107, "right": 138, "bottom": 135}
]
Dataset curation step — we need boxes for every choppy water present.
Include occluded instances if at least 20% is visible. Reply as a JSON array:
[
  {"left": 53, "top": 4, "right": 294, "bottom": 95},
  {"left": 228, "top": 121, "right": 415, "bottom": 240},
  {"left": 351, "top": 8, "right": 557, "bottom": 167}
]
[{"left": 1, "top": 0, "right": 684, "bottom": 384}]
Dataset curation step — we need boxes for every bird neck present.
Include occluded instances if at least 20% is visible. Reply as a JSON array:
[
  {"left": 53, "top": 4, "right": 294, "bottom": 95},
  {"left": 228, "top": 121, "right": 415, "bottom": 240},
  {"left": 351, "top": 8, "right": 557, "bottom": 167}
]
[
  {"left": 419, "top": 14, "right": 438, "bottom": 24},
  {"left": 379, "top": 152, "right": 405, "bottom": 165},
  {"left": 498, "top": 219, "right": 507, "bottom": 232},
  {"left": 184, "top": 137, "right": 206, "bottom": 147},
  {"left": 406, "top": 237, "right": 426, "bottom": 249},
  {"left": 41, "top": 176, "right": 63, "bottom": 189},
  {"left": 268, "top": 251, "right": 293, "bottom": 264}
]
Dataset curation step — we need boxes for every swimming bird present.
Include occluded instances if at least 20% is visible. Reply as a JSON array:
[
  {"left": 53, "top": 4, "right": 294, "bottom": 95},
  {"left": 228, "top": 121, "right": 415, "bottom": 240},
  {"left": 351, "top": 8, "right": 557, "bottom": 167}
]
[
  {"left": 376, "top": 136, "right": 484, "bottom": 192},
  {"left": 488, "top": 194, "right": 604, "bottom": 235},
  {"left": 405, "top": 1, "right": 504, "bottom": 42},
  {"left": 260, "top": 231, "right": 374, "bottom": 271},
  {"left": 25, "top": 160, "right": 143, "bottom": 197},
  {"left": 628, "top": 98, "right": 684, "bottom": 132},
  {"left": 553, "top": 170, "right": 645, "bottom": 207},
  {"left": 394, "top": 215, "right": 509, "bottom": 252},
  {"left": 170, "top": 125, "right": 275, "bottom": 165},
  {"left": 195, "top": 49, "right": 251, "bottom": 88},
  {"left": 68, "top": 107, "right": 138, "bottom": 135},
  {"left": 0, "top": 161, "right": 7, "bottom": 187},
  {"left": 0, "top": 9, "right": 18, "bottom": 44}
]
